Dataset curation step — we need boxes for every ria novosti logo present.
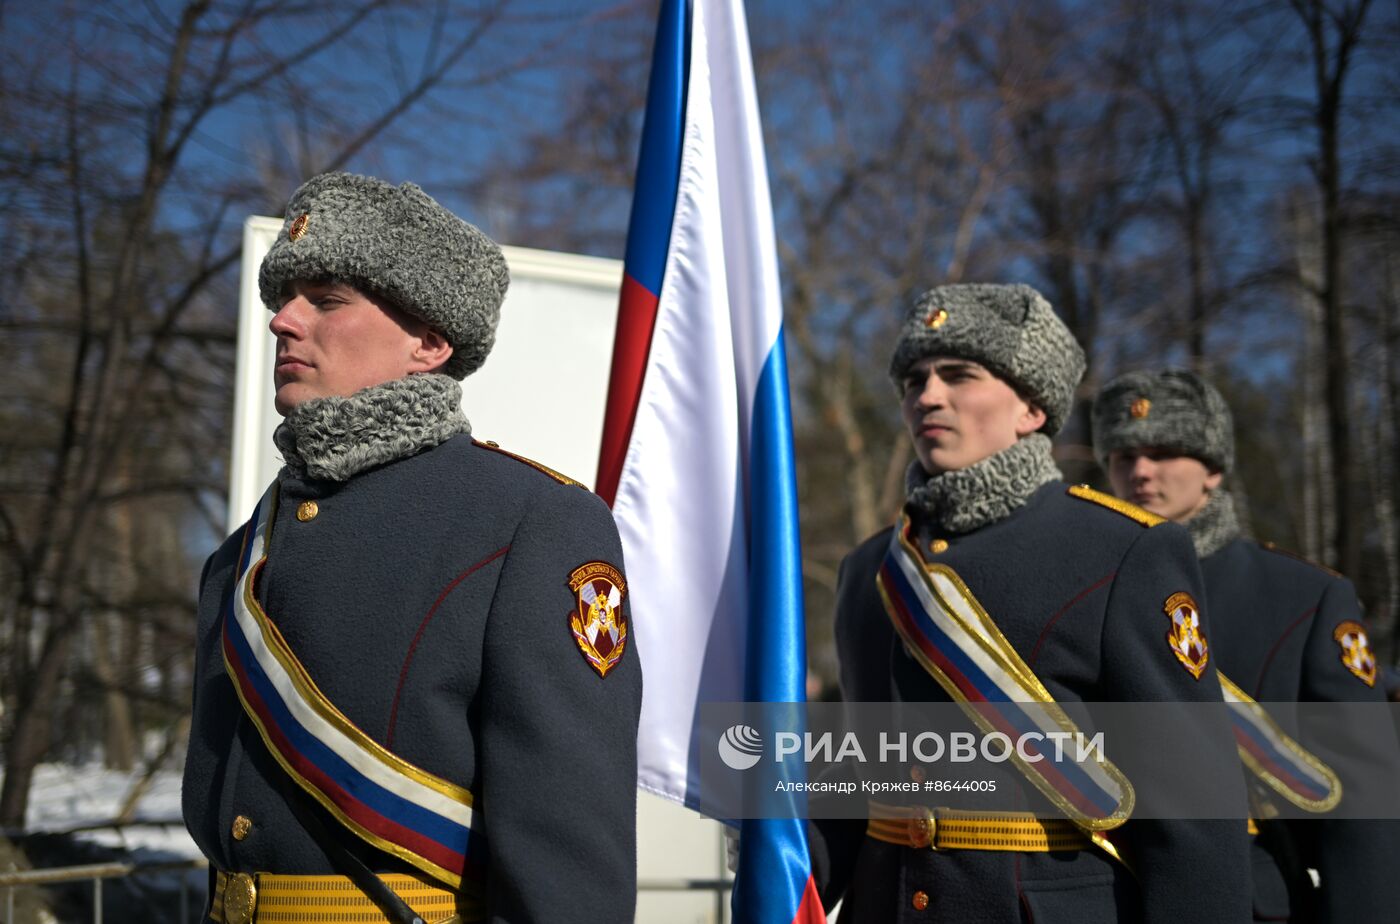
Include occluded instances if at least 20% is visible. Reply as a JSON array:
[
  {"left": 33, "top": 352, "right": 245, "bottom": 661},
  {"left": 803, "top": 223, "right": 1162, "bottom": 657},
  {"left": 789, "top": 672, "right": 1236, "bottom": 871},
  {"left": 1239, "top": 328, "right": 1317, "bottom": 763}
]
[
  {"left": 717, "top": 724, "right": 764, "bottom": 770},
  {"left": 715, "top": 726, "right": 1107, "bottom": 770}
]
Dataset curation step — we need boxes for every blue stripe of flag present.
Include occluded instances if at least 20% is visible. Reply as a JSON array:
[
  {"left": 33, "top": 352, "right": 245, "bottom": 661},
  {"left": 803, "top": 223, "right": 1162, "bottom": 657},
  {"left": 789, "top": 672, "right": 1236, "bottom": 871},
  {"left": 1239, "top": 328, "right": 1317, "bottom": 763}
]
[
  {"left": 622, "top": 0, "right": 688, "bottom": 298},
  {"left": 735, "top": 332, "right": 819, "bottom": 922}
]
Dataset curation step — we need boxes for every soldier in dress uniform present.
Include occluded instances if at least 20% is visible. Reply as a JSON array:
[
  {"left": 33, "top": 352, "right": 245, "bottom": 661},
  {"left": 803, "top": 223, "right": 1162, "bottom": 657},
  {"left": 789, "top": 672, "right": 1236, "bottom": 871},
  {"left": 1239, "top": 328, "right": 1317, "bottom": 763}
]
[
  {"left": 181, "top": 172, "right": 642, "bottom": 924},
  {"left": 1093, "top": 368, "right": 1400, "bottom": 923},
  {"left": 809, "top": 284, "right": 1251, "bottom": 923}
]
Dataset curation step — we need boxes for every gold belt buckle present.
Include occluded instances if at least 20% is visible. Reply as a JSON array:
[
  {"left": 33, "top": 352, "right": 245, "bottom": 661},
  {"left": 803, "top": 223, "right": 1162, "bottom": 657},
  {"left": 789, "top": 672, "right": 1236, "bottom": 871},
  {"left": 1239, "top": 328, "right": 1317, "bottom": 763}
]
[
  {"left": 907, "top": 807, "right": 938, "bottom": 851},
  {"left": 223, "top": 872, "right": 257, "bottom": 924}
]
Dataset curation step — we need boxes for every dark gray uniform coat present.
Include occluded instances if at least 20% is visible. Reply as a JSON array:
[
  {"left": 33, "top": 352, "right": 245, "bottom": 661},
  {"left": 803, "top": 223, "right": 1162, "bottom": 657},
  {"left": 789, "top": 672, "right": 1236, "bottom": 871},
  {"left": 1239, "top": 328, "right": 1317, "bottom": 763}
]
[
  {"left": 183, "top": 434, "right": 642, "bottom": 923},
  {"left": 1201, "top": 538, "right": 1400, "bottom": 922},
  {"left": 812, "top": 482, "right": 1252, "bottom": 924}
]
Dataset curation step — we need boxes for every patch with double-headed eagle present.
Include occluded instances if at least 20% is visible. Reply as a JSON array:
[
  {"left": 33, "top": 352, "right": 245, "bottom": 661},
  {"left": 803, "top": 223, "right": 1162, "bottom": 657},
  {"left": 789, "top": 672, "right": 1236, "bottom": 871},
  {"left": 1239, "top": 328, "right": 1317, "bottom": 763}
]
[
  {"left": 1333, "top": 620, "right": 1377, "bottom": 687},
  {"left": 568, "top": 561, "right": 628, "bottom": 678},
  {"left": 1164, "top": 591, "right": 1209, "bottom": 679}
]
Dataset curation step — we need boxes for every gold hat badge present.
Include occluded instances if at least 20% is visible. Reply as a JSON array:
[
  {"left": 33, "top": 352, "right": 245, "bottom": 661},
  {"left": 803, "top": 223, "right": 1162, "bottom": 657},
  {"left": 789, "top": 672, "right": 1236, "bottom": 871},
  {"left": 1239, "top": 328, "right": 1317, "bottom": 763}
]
[
  {"left": 288, "top": 212, "right": 310, "bottom": 241},
  {"left": 1130, "top": 397, "right": 1151, "bottom": 419},
  {"left": 924, "top": 308, "right": 949, "bottom": 330}
]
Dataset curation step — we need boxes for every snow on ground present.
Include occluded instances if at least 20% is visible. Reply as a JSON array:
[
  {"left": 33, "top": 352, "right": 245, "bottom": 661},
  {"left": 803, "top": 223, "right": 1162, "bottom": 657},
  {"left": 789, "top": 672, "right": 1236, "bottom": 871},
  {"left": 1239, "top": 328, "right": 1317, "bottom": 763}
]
[{"left": 24, "top": 763, "right": 199, "bottom": 858}]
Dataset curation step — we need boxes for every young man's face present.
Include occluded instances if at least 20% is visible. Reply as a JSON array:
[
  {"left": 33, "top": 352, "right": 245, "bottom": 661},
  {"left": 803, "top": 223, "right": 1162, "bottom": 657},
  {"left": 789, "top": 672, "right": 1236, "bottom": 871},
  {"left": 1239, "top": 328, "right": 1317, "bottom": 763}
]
[
  {"left": 900, "top": 357, "right": 1047, "bottom": 476},
  {"left": 269, "top": 281, "right": 451, "bottom": 415},
  {"left": 1106, "top": 447, "right": 1222, "bottom": 523}
]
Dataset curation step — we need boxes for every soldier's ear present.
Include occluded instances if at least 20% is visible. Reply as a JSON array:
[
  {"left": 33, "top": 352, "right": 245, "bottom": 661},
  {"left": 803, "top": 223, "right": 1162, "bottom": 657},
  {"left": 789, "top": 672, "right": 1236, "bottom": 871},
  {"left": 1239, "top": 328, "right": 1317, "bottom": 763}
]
[
  {"left": 1204, "top": 469, "right": 1224, "bottom": 492},
  {"left": 409, "top": 327, "right": 454, "bottom": 375},
  {"left": 1015, "top": 402, "right": 1048, "bottom": 437}
]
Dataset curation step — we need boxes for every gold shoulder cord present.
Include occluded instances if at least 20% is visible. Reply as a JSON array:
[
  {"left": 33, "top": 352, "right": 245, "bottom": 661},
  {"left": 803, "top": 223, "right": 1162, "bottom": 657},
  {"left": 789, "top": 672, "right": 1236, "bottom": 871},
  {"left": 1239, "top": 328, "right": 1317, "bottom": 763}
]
[
  {"left": 473, "top": 439, "right": 587, "bottom": 489},
  {"left": 1068, "top": 485, "right": 1164, "bottom": 527}
]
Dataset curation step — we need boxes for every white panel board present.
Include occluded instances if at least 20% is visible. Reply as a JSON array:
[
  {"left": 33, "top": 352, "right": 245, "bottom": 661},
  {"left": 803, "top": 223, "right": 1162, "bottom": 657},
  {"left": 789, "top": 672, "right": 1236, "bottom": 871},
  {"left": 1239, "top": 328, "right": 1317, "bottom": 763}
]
[{"left": 458, "top": 244, "right": 622, "bottom": 487}]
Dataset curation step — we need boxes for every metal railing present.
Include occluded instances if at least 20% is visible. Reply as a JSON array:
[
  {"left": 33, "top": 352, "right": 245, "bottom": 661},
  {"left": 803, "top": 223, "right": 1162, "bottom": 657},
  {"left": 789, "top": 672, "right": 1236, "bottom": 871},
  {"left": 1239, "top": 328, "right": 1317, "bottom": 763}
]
[
  {"left": 1, "top": 859, "right": 206, "bottom": 924},
  {"left": 0, "top": 863, "right": 732, "bottom": 924}
]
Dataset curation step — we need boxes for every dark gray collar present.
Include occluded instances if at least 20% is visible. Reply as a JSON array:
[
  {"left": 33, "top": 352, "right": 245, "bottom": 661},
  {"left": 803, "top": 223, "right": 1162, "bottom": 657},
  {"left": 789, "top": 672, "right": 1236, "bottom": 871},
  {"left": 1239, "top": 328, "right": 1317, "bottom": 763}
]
[
  {"left": 274, "top": 373, "right": 470, "bottom": 482},
  {"left": 905, "top": 433, "right": 1063, "bottom": 534},
  {"left": 1186, "top": 488, "right": 1243, "bottom": 559}
]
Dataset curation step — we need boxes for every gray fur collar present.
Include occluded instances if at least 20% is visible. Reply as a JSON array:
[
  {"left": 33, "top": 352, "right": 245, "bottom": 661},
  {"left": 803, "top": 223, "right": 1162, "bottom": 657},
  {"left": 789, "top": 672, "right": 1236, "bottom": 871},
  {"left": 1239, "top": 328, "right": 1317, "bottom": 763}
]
[
  {"left": 274, "top": 373, "right": 470, "bottom": 482},
  {"left": 905, "top": 433, "right": 1063, "bottom": 534},
  {"left": 1187, "top": 488, "right": 1243, "bottom": 559}
]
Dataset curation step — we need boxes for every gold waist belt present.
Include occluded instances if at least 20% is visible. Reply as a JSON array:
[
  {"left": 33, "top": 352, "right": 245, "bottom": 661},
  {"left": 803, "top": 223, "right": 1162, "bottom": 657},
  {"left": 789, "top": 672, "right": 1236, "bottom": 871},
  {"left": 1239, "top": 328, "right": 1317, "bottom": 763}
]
[
  {"left": 866, "top": 802, "right": 1091, "bottom": 852},
  {"left": 211, "top": 869, "right": 483, "bottom": 924}
]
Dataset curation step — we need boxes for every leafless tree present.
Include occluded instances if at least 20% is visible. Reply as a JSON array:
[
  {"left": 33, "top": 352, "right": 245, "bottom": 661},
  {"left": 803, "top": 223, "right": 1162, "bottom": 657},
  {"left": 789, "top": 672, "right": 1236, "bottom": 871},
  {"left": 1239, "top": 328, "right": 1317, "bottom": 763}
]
[
  {"left": 0, "top": 0, "right": 569, "bottom": 828},
  {"left": 1282, "top": 0, "right": 1374, "bottom": 579}
]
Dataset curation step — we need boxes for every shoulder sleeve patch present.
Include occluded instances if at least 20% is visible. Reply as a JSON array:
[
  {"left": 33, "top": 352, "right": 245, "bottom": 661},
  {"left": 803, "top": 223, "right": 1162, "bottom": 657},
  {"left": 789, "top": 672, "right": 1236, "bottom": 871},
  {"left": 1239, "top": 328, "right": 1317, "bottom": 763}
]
[
  {"left": 1258, "top": 541, "right": 1344, "bottom": 579},
  {"left": 1164, "top": 591, "right": 1209, "bottom": 679},
  {"left": 1333, "top": 620, "right": 1377, "bottom": 687},
  {"left": 1067, "top": 485, "right": 1165, "bottom": 527},
  {"left": 567, "top": 561, "right": 628, "bottom": 678},
  {"left": 473, "top": 439, "right": 587, "bottom": 489}
]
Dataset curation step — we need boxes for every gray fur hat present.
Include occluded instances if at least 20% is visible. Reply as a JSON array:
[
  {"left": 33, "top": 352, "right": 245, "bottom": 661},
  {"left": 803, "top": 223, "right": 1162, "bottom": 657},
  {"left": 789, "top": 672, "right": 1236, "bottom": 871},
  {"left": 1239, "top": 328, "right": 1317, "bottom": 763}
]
[
  {"left": 1091, "top": 368, "right": 1234, "bottom": 473},
  {"left": 259, "top": 172, "right": 509, "bottom": 380},
  {"left": 888, "top": 283, "right": 1086, "bottom": 435}
]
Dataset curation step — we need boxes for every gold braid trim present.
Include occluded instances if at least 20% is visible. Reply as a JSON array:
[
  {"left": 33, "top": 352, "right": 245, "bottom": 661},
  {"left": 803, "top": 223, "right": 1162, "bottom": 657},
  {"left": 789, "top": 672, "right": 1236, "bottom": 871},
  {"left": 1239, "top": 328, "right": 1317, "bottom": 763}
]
[
  {"left": 473, "top": 440, "right": 586, "bottom": 489},
  {"left": 1068, "top": 485, "right": 1165, "bottom": 527}
]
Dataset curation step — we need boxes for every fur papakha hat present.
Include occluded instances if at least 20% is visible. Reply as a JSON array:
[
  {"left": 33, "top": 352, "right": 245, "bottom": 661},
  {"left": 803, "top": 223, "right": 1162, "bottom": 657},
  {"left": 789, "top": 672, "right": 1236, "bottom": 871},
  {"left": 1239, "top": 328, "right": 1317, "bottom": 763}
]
[
  {"left": 1091, "top": 368, "right": 1234, "bottom": 473},
  {"left": 258, "top": 172, "right": 509, "bottom": 380},
  {"left": 888, "top": 283, "right": 1086, "bottom": 435}
]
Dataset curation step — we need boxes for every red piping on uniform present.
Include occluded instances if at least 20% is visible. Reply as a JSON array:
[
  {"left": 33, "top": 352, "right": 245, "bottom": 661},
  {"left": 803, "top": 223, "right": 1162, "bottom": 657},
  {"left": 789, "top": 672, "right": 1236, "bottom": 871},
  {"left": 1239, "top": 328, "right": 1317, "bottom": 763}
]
[
  {"left": 386, "top": 545, "right": 511, "bottom": 748},
  {"left": 1028, "top": 573, "right": 1116, "bottom": 667},
  {"left": 1253, "top": 607, "right": 1316, "bottom": 698},
  {"left": 1015, "top": 852, "right": 1030, "bottom": 922}
]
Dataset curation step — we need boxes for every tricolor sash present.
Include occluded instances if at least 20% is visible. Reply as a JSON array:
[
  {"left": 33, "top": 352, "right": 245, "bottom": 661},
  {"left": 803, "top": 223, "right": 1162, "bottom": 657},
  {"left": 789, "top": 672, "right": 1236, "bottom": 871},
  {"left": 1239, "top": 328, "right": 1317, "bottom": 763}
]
[
  {"left": 221, "top": 484, "right": 482, "bottom": 889},
  {"left": 1219, "top": 673, "right": 1341, "bottom": 812},
  {"left": 877, "top": 513, "right": 1134, "bottom": 840}
]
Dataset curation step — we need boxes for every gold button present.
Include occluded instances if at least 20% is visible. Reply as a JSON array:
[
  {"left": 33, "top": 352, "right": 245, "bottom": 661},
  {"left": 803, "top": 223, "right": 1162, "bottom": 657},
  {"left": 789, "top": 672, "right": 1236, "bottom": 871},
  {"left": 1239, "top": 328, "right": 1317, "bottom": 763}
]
[
  {"left": 296, "top": 500, "right": 318, "bottom": 522},
  {"left": 912, "top": 890, "right": 930, "bottom": 911},
  {"left": 231, "top": 815, "right": 252, "bottom": 841},
  {"left": 224, "top": 872, "right": 257, "bottom": 924},
  {"left": 909, "top": 765, "right": 926, "bottom": 784},
  {"left": 930, "top": 539, "right": 949, "bottom": 554},
  {"left": 486, "top": 440, "right": 499, "bottom": 447}
]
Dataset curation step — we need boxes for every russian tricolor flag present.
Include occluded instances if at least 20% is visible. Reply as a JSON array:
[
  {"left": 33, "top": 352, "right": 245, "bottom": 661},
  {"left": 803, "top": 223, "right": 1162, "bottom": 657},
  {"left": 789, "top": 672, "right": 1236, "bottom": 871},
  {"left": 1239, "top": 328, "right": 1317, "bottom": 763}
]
[{"left": 595, "top": 1, "right": 824, "bottom": 922}]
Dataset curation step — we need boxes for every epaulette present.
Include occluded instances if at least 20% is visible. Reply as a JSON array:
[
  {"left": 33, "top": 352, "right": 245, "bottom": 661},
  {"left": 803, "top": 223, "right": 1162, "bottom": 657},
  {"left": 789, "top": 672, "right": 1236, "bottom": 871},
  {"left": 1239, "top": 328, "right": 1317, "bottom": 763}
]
[
  {"left": 1258, "top": 541, "right": 1344, "bottom": 579},
  {"left": 1067, "top": 484, "right": 1165, "bottom": 527},
  {"left": 473, "top": 439, "right": 588, "bottom": 489}
]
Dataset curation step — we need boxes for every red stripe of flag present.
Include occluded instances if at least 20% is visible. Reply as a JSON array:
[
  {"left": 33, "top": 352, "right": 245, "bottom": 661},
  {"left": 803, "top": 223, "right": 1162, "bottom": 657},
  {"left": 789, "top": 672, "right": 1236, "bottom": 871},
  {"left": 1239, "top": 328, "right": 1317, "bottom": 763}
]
[
  {"left": 596, "top": 276, "right": 661, "bottom": 505},
  {"left": 595, "top": 0, "right": 686, "bottom": 505}
]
